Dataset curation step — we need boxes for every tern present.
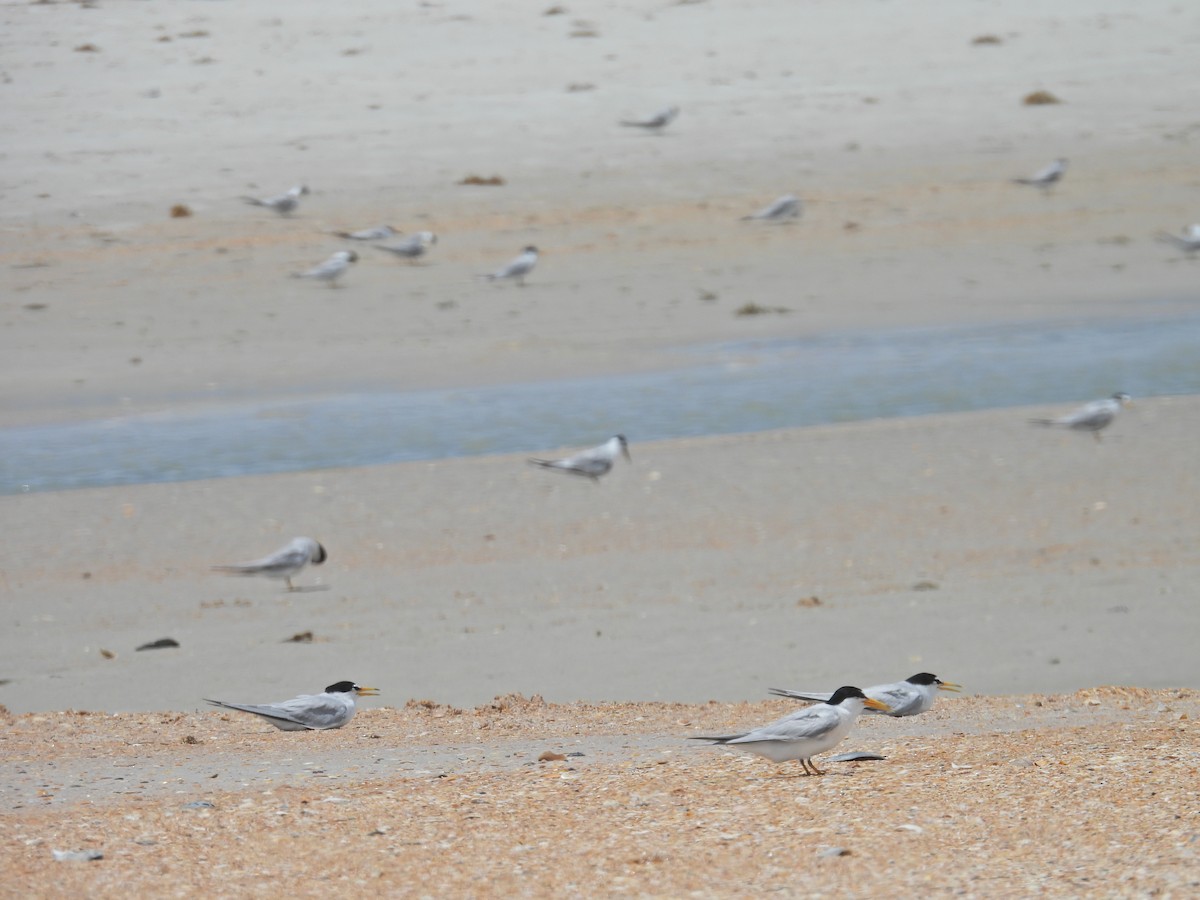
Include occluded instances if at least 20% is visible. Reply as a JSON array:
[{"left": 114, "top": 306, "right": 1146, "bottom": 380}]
[
  {"left": 375, "top": 231, "right": 438, "bottom": 260},
  {"left": 529, "top": 435, "right": 630, "bottom": 482},
  {"left": 206, "top": 681, "right": 379, "bottom": 731},
  {"left": 689, "top": 686, "right": 889, "bottom": 775},
  {"left": 620, "top": 105, "right": 679, "bottom": 131},
  {"left": 212, "top": 536, "right": 327, "bottom": 591},
  {"left": 1029, "top": 392, "right": 1132, "bottom": 442},
  {"left": 483, "top": 245, "right": 538, "bottom": 286},
  {"left": 335, "top": 224, "right": 400, "bottom": 241},
  {"left": 242, "top": 184, "right": 309, "bottom": 216},
  {"left": 742, "top": 194, "right": 802, "bottom": 222},
  {"left": 1013, "top": 158, "right": 1067, "bottom": 192},
  {"left": 294, "top": 250, "right": 357, "bottom": 286},
  {"left": 770, "top": 673, "right": 961, "bottom": 718},
  {"left": 1156, "top": 224, "right": 1200, "bottom": 253}
]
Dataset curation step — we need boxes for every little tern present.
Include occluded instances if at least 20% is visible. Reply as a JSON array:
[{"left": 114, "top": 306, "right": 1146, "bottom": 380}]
[
  {"left": 294, "top": 250, "right": 357, "bottom": 286},
  {"left": 374, "top": 231, "right": 437, "bottom": 260},
  {"left": 620, "top": 105, "right": 679, "bottom": 131},
  {"left": 1013, "top": 158, "right": 1067, "bottom": 192},
  {"left": 206, "top": 681, "right": 379, "bottom": 731},
  {"left": 242, "top": 184, "right": 309, "bottom": 216},
  {"left": 212, "top": 536, "right": 327, "bottom": 591},
  {"left": 689, "top": 686, "right": 889, "bottom": 775},
  {"left": 742, "top": 194, "right": 802, "bottom": 222},
  {"left": 482, "top": 245, "right": 538, "bottom": 286},
  {"left": 529, "top": 434, "right": 630, "bottom": 482},
  {"left": 770, "top": 673, "right": 962, "bottom": 718},
  {"left": 1156, "top": 224, "right": 1200, "bottom": 253},
  {"left": 1029, "top": 392, "right": 1132, "bottom": 441},
  {"left": 335, "top": 224, "right": 400, "bottom": 241}
]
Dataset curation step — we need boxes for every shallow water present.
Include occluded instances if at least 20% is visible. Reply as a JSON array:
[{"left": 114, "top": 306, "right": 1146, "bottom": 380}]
[{"left": 4, "top": 315, "right": 1198, "bottom": 493}]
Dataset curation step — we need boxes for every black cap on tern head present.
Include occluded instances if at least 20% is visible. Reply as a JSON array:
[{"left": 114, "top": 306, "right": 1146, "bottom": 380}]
[
  {"left": 824, "top": 686, "right": 869, "bottom": 705},
  {"left": 906, "top": 673, "right": 941, "bottom": 686},
  {"left": 524, "top": 245, "right": 538, "bottom": 253},
  {"left": 312, "top": 543, "right": 328, "bottom": 565},
  {"left": 324, "top": 681, "right": 358, "bottom": 694}
]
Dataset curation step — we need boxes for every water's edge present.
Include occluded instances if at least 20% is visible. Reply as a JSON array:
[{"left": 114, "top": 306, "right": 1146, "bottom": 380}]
[{"left": 5, "top": 315, "right": 1198, "bottom": 493}]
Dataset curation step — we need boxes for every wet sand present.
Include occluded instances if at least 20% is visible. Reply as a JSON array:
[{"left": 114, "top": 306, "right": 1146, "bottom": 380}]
[{"left": 3, "top": 0, "right": 1199, "bottom": 894}]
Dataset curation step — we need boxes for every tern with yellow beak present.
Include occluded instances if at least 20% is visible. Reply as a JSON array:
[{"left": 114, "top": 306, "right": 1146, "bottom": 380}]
[
  {"left": 770, "top": 673, "right": 962, "bottom": 718},
  {"left": 689, "top": 686, "right": 890, "bottom": 775},
  {"left": 206, "top": 681, "right": 379, "bottom": 731}
]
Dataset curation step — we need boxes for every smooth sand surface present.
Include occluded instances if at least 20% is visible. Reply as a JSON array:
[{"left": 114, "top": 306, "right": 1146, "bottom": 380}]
[
  {"left": 3, "top": 1, "right": 1199, "bottom": 893},
  {"left": 3, "top": 395, "right": 1198, "bottom": 714}
]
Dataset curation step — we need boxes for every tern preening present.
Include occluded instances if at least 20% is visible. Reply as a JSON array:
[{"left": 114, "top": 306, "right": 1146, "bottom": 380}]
[{"left": 212, "top": 536, "right": 328, "bottom": 591}]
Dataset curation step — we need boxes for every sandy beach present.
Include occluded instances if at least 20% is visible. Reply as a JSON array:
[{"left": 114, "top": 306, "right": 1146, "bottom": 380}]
[{"left": 3, "top": 0, "right": 1200, "bottom": 894}]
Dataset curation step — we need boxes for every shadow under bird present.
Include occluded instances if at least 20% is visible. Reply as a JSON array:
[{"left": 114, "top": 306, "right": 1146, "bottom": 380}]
[
  {"left": 374, "top": 231, "right": 438, "bottom": 260},
  {"left": 335, "top": 224, "right": 399, "bottom": 241},
  {"left": 620, "top": 105, "right": 679, "bottom": 131},
  {"left": 741, "top": 194, "right": 802, "bottom": 222},
  {"left": 212, "top": 536, "right": 327, "bottom": 591},
  {"left": 529, "top": 434, "right": 630, "bottom": 482},
  {"left": 688, "top": 686, "right": 890, "bottom": 775},
  {"left": 294, "top": 250, "right": 357, "bottom": 286},
  {"left": 770, "top": 673, "right": 962, "bottom": 718},
  {"left": 1029, "top": 392, "right": 1132, "bottom": 442},
  {"left": 241, "top": 184, "right": 309, "bottom": 215},
  {"left": 1013, "top": 158, "right": 1067, "bottom": 191},
  {"left": 482, "top": 245, "right": 538, "bottom": 286},
  {"left": 206, "top": 681, "right": 379, "bottom": 731}
]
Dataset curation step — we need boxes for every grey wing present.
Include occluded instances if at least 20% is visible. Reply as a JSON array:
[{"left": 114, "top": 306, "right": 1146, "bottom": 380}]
[
  {"left": 734, "top": 706, "right": 841, "bottom": 744},
  {"left": 1062, "top": 401, "right": 1114, "bottom": 429},
  {"left": 205, "top": 699, "right": 313, "bottom": 730},
  {"left": 303, "top": 258, "right": 343, "bottom": 278},
  {"left": 867, "top": 683, "right": 919, "bottom": 716},
  {"left": 563, "top": 447, "right": 612, "bottom": 476},
  {"left": 500, "top": 257, "right": 531, "bottom": 278},
  {"left": 270, "top": 694, "right": 352, "bottom": 729},
  {"left": 221, "top": 546, "right": 308, "bottom": 575}
]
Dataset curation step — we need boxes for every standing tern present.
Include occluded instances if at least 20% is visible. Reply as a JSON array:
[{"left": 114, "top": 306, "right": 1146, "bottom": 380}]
[
  {"left": 374, "top": 231, "right": 438, "bottom": 261},
  {"left": 529, "top": 434, "right": 630, "bottom": 482},
  {"left": 688, "top": 686, "right": 890, "bottom": 775},
  {"left": 1029, "top": 392, "right": 1132, "bottom": 441},
  {"left": 212, "top": 536, "right": 328, "bottom": 591},
  {"left": 742, "top": 194, "right": 802, "bottom": 222},
  {"left": 1156, "top": 224, "right": 1200, "bottom": 253},
  {"left": 769, "top": 673, "right": 962, "bottom": 718},
  {"left": 206, "top": 681, "right": 379, "bottom": 731},
  {"left": 335, "top": 224, "right": 400, "bottom": 241},
  {"left": 620, "top": 105, "right": 679, "bottom": 131},
  {"left": 242, "top": 184, "right": 309, "bottom": 216},
  {"left": 482, "top": 245, "right": 538, "bottom": 286},
  {"left": 294, "top": 250, "right": 357, "bottom": 286},
  {"left": 1013, "top": 158, "right": 1068, "bottom": 192}
]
